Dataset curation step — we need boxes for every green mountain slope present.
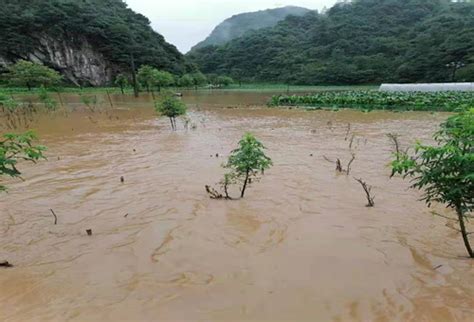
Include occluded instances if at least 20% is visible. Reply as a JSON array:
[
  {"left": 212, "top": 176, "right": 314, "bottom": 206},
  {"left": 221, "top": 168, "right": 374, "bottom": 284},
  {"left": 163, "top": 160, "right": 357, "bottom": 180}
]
[
  {"left": 190, "top": 6, "right": 311, "bottom": 52},
  {"left": 0, "top": 0, "right": 192, "bottom": 86},
  {"left": 187, "top": 0, "right": 474, "bottom": 85}
]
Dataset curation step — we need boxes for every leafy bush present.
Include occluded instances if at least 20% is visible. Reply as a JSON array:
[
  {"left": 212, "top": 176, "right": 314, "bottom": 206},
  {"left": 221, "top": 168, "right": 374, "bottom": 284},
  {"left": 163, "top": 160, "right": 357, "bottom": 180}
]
[
  {"left": 154, "top": 92, "right": 187, "bottom": 130},
  {"left": 0, "top": 131, "right": 46, "bottom": 192},
  {"left": 224, "top": 133, "right": 273, "bottom": 198},
  {"left": 391, "top": 109, "right": 474, "bottom": 257}
]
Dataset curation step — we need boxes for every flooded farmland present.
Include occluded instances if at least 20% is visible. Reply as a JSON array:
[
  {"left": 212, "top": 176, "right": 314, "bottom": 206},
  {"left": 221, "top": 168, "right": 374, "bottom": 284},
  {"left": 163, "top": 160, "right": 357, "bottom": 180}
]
[{"left": 0, "top": 91, "right": 473, "bottom": 322}]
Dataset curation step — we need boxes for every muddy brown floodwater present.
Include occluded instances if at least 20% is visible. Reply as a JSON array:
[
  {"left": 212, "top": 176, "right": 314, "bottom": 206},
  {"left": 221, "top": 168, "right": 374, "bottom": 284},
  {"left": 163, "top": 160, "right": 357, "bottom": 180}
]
[{"left": 0, "top": 91, "right": 473, "bottom": 322}]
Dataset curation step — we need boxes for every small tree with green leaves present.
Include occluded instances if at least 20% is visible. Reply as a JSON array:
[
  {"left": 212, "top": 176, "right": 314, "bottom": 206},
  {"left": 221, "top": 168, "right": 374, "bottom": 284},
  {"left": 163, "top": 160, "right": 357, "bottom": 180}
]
[
  {"left": 191, "top": 72, "right": 207, "bottom": 90},
  {"left": 154, "top": 92, "right": 187, "bottom": 130},
  {"left": 155, "top": 71, "right": 175, "bottom": 91},
  {"left": 178, "top": 74, "right": 194, "bottom": 88},
  {"left": 391, "top": 109, "right": 474, "bottom": 258},
  {"left": 225, "top": 133, "right": 273, "bottom": 198},
  {"left": 6, "top": 60, "right": 61, "bottom": 90},
  {"left": 137, "top": 65, "right": 158, "bottom": 92},
  {"left": 216, "top": 76, "right": 234, "bottom": 87},
  {"left": 114, "top": 73, "right": 129, "bottom": 94},
  {"left": 38, "top": 87, "right": 57, "bottom": 111},
  {"left": 0, "top": 131, "right": 46, "bottom": 192}
]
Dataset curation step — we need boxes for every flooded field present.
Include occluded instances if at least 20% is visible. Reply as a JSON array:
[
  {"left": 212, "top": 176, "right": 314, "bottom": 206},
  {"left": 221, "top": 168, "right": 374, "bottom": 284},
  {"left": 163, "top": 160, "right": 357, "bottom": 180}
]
[{"left": 0, "top": 91, "right": 473, "bottom": 322}]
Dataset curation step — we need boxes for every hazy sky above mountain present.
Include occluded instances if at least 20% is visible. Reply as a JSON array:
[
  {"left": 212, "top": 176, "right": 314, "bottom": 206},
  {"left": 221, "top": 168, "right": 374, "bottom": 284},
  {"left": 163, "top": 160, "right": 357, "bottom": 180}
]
[{"left": 124, "top": 0, "right": 337, "bottom": 53}]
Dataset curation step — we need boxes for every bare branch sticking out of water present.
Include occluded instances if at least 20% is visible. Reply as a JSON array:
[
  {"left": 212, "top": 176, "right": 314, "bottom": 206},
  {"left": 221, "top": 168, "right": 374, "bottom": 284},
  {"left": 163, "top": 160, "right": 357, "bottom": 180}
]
[
  {"left": 344, "top": 123, "right": 351, "bottom": 141},
  {"left": 349, "top": 134, "right": 356, "bottom": 149},
  {"left": 323, "top": 154, "right": 356, "bottom": 175},
  {"left": 386, "top": 133, "right": 401, "bottom": 157},
  {"left": 431, "top": 211, "right": 459, "bottom": 222},
  {"left": 205, "top": 185, "right": 223, "bottom": 199},
  {"left": 354, "top": 178, "right": 375, "bottom": 207},
  {"left": 49, "top": 209, "right": 58, "bottom": 225},
  {"left": 346, "top": 154, "right": 356, "bottom": 175}
]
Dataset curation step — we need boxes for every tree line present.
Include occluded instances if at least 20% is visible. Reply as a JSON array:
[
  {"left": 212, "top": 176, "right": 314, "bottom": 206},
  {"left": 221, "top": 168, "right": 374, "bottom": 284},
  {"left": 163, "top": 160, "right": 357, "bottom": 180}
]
[
  {"left": 0, "top": 60, "right": 236, "bottom": 92},
  {"left": 187, "top": 0, "right": 474, "bottom": 85}
]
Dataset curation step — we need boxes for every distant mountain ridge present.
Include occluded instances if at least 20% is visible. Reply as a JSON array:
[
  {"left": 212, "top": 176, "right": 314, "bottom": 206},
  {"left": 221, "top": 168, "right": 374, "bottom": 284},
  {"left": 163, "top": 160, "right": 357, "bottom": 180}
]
[
  {"left": 189, "top": 6, "right": 311, "bottom": 52},
  {"left": 187, "top": 0, "right": 474, "bottom": 85}
]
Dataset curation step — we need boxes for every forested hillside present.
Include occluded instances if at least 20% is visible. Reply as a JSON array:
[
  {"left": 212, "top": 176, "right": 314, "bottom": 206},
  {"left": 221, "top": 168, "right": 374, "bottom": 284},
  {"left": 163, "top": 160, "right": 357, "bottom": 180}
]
[
  {"left": 187, "top": 0, "right": 474, "bottom": 85},
  {"left": 190, "top": 6, "right": 311, "bottom": 52},
  {"left": 0, "top": 0, "right": 192, "bottom": 86}
]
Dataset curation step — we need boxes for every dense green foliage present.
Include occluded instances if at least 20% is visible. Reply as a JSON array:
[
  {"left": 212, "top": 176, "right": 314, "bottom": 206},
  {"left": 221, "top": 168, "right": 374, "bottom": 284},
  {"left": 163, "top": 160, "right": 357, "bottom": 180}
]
[
  {"left": 114, "top": 74, "right": 129, "bottom": 94},
  {"left": 188, "top": 0, "right": 474, "bottom": 84},
  {"left": 225, "top": 133, "right": 273, "bottom": 198},
  {"left": 137, "top": 66, "right": 174, "bottom": 92},
  {"left": 154, "top": 92, "right": 187, "bottom": 130},
  {"left": 4, "top": 60, "right": 61, "bottom": 90},
  {"left": 269, "top": 91, "right": 474, "bottom": 111},
  {"left": 0, "top": 0, "right": 191, "bottom": 79},
  {"left": 190, "top": 6, "right": 310, "bottom": 51},
  {"left": 391, "top": 110, "right": 474, "bottom": 257},
  {"left": 0, "top": 131, "right": 46, "bottom": 192}
]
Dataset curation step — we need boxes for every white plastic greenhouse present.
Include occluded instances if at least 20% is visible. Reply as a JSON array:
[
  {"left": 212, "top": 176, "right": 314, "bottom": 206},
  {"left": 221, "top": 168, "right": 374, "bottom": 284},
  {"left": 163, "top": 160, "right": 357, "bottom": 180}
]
[{"left": 380, "top": 83, "right": 474, "bottom": 92}]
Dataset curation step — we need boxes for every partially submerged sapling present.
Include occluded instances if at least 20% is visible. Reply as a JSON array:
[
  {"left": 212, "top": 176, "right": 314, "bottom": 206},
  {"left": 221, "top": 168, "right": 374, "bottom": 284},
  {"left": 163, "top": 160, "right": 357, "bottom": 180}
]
[
  {"left": 354, "top": 177, "right": 375, "bottom": 207},
  {"left": 155, "top": 91, "right": 187, "bottom": 131},
  {"left": 206, "top": 133, "right": 272, "bottom": 199},
  {"left": 391, "top": 110, "right": 474, "bottom": 258}
]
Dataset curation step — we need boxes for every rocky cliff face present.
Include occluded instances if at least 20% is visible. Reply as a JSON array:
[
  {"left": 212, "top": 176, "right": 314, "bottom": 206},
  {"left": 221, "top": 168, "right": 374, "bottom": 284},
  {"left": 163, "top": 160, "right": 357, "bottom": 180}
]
[{"left": 0, "top": 35, "right": 116, "bottom": 86}]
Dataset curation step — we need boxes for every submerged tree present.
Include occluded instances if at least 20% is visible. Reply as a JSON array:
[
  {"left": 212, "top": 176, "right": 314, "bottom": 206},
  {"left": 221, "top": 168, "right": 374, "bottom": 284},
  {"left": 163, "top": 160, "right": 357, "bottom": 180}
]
[
  {"left": 391, "top": 110, "right": 474, "bottom": 258},
  {"left": 191, "top": 72, "right": 207, "bottom": 90},
  {"left": 38, "top": 87, "right": 58, "bottom": 111},
  {"left": 137, "top": 65, "right": 158, "bottom": 92},
  {"left": 5, "top": 60, "right": 61, "bottom": 90},
  {"left": 114, "top": 73, "right": 129, "bottom": 94},
  {"left": 0, "top": 131, "right": 46, "bottom": 192},
  {"left": 178, "top": 74, "right": 194, "bottom": 88},
  {"left": 225, "top": 133, "right": 273, "bottom": 198},
  {"left": 154, "top": 71, "right": 175, "bottom": 91},
  {"left": 154, "top": 92, "right": 187, "bottom": 130}
]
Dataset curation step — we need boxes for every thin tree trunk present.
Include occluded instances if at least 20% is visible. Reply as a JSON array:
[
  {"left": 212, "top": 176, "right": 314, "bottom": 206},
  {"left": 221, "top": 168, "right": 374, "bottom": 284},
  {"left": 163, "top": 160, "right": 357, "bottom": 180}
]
[
  {"left": 130, "top": 53, "right": 139, "bottom": 98},
  {"left": 120, "top": 86, "right": 124, "bottom": 95},
  {"left": 57, "top": 92, "right": 64, "bottom": 108},
  {"left": 457, "top": 206, "right": 473, "bottom": 258},
  {"left": 169, "top": 117, "right": 174, "bottom": 130},
  {"left": 240, "top": 170, "right": 250, "bottom": 198}
]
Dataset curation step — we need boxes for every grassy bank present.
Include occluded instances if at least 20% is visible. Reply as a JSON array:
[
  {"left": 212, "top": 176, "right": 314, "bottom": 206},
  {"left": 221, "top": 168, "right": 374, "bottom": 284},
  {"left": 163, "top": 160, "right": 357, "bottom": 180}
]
[
  {"left": 269, "top": 91, "right": 474, "bottom": 112},
  {"left": 0, "top": 84, "right": 379, "bottom": 95}
]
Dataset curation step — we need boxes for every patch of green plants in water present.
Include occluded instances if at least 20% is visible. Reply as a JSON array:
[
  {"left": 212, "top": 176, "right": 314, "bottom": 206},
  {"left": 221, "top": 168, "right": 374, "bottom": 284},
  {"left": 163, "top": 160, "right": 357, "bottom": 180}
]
[{"left": 268, "top": 91, "right": 474, "bottom": 112}]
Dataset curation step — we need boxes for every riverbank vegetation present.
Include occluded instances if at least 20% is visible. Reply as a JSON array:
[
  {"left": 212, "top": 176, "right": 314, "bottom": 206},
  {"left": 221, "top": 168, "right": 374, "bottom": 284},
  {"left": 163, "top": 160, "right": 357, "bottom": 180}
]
[
  {"left": 269, "top": 91, "right": 474, "bottom": 112},
  {"left": 0, "top": 131, "right": 46, "bottom": 192},
  {"left": 391, "top": 109, "right": 474, "bottom": 258}
]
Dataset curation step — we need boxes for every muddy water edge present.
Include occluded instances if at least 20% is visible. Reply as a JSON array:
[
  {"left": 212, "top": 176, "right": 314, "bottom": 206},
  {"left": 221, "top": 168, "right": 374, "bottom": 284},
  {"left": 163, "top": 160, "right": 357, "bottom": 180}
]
[{"left": 0, "top": 91, "right": 473, "bottom": 322}]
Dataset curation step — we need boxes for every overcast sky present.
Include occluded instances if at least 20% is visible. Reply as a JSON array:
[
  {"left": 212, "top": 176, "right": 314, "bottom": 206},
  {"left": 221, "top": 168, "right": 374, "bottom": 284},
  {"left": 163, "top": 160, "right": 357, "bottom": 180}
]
[{"left": 124, "top": 0, "right": 338, "bottom": 53}]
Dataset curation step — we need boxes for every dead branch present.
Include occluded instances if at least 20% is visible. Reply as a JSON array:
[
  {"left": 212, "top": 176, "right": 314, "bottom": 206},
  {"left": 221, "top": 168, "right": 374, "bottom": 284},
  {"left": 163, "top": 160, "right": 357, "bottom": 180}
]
[
  {"left": 324, "top": 154, "right": 356, "bottom": 175},
  {"left": 323, "top": 155, "right": 334, "bottom": 163},
  {"left": 49, "top": 209, "right": 58, "bottom": 225},
  {"left": 386, "top": 133, "right": 401, "bottom": 156},
  {"left": 354, "top": 177, "right": 375, "bottom": 207},
  {"left": 205, "top": 185, "right": 223, "bottom": 199},
  {"left": 346, "top": 154, "right": 356, "bottom": 175},
  {"left": 431, "top": 211, "right": 459, "bottom": 222},
  {"left": 336, "top": 159, "right": 343, "bottom": 172},
  {"left": 344, "top": 123, "right": 351, "bottom": 141},
  {"left": 349, "top": 134, "right": 356, "bottom": 149}
]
